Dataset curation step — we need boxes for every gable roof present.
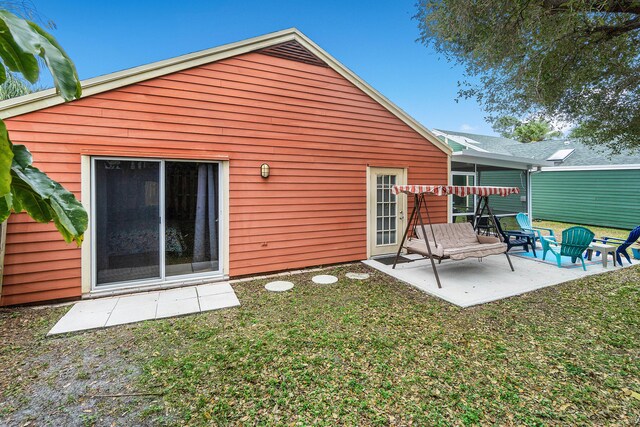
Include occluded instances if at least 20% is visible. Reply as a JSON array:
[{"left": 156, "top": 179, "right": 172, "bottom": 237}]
[
  {"left": 435, "top": 130, "right": 522, "bottom": 156},
  {"left": 259, "top": 40, "right": 329, "bottom": 68},
  {"left": 438, "top": 129, "right": 640, "bottom": 168},
  {"left": 0, "top": 28, "right": 451, "bottom": 156}
]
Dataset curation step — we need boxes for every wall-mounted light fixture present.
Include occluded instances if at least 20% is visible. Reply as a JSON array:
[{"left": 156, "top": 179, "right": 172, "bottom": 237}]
[{"left": 260, "top": 163, "right": 270, "bottom": 178}]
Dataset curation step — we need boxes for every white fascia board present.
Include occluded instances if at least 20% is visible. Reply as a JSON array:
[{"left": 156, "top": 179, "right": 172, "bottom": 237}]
[
  {"left": 540, "top": 164, "right": 640, "bottom": 172},
  {"left": 0, "top": 28, "right": 452, "bottom": 156},
  {"left": 453, "top": 150, "right": 546, "bottom": 170}
]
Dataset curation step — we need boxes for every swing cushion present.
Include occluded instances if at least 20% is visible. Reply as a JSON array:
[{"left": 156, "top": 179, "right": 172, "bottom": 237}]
[
  {"left": 405, "top": 238, "right": 445, "bottom": 258},
  {"left": 408, "top": 222, "right": 507, "bottom": 260}
]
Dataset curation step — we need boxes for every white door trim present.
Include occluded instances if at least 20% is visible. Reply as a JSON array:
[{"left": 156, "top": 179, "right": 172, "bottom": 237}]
[
  {"left": 367, "top": 167, "right": 407, "bottom": 258},
  {"left": 86, "top": 156, "right": 226, "bottom": 292}
]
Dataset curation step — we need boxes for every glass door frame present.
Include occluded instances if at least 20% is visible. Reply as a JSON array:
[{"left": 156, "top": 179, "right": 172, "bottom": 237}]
[
  {"left": 367, "top": 166, "right": 407, "bottom": 258},
  {"left": 90, "top": 156, "right": 224, "bottom": 291},
  {"left": 450, "top": 170, "right": 477, "bottom": 222}
]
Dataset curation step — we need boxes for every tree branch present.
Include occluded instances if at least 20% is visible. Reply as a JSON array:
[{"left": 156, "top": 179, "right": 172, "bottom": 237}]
[
  {"left": 542, "top": 0, "right": 640, "bottom": 15},
  {"left": 588, "top": 15, "right": 640, "bottom": 38}
]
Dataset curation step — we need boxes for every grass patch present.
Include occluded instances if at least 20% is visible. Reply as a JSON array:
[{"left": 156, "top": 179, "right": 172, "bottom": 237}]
[
  {"left": 462, "top": 216, "right": 630, "bottom": 243},
  {"left": 129, "top": 265, "right": 640, "bottom": 425},
  {"left": 1, "top": 264, "right": 639, "bottom": 425},
  {"left": 531, "top": 220, "right": 631, "bottom": 242}
]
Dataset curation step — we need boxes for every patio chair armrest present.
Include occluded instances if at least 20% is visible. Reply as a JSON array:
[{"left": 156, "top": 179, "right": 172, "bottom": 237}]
[
  {"left": 543, "top": 237, "right": 559, "bottom": 247},
  {"left": 519, "top": 230, "right": 536, "bottom": 238},
  {"left": 519, "top": 226, "right": 537, "bottom": 235},
  {"left": 506, "top": 231, "right": 530, "bottom": 238},
  {"left": 532, "top": 226, "right": 555, "bottom": 235},
  {"left": 597, "top": 236, "right": 626, "bottom": 244}
]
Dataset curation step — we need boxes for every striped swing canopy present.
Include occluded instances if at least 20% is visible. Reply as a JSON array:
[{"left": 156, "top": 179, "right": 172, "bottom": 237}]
[{"left": 392, "top": 185, "right": 520, "bottom": 197}]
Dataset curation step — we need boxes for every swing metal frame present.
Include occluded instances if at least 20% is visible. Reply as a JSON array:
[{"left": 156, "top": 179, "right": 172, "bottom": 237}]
[{"left": 391, "top": 186, "right": 517, "bottom": 289}]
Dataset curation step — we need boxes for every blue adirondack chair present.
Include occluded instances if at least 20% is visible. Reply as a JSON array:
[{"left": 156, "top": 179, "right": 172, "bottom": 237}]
[
  {"left": 515, "top": 213, "right": 556, "bottom": 247},
  {"left": 593, "top": 226, "right": 640, "bottom": 265},
  {"left": 543, "top": 226, "right": 595, "bottom": 271}
]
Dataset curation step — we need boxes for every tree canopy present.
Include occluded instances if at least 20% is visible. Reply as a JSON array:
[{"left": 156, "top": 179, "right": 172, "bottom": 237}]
[
  {"left": 415, "top": 0, "right": 640, "bottom": 153},
  {"left": 0, "top": 9, "right": 86, "bottom": 245},
  {"left": 493, "top": 116, "right": 563, "bottom": 142}
]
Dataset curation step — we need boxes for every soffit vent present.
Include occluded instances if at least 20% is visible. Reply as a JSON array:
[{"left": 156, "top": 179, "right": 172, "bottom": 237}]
[{"left": 258, "top": 40, "right": 329, "bottom": 67}]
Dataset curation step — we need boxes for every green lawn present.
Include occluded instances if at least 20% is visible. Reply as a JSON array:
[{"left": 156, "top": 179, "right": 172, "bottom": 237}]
[
  {"left": 1, "top": 264, "right": 639, "bottom": 426},
  {"left": 500, "top": 218, "right": 632, "bottom": 243},
  {"left": 531, "top": 220, "right": 631, "bottom": 242}
]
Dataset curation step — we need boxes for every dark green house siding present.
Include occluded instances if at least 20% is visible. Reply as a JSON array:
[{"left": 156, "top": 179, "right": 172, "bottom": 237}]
[
  {"left": 478, "top": 169, "right": 528, "bottom": 214},
  {"left": 532, "top": 169, "right": 640, "bottom": 230}
]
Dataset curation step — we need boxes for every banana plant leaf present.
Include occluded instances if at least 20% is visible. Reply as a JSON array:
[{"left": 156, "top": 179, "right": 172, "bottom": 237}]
[
  {"left": 0, "top": 144, "right": 87, "bottom": 246},
  {"left": 0, "top": 121, "right": 12, "bottom": 196},
  {"left": 0, "top": 9, "right": 85, "bottom": 245},
  {"left": 0, "top": 10, "right": 81, "bottom": 100}
]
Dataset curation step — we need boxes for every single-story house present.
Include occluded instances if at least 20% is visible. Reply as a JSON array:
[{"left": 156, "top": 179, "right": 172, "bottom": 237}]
[
  {"left": 436, "top": 130, "right": 640, "bottom": 230},
  {"left": 0, "top": 28, "right": 451, "bottom": 306}
]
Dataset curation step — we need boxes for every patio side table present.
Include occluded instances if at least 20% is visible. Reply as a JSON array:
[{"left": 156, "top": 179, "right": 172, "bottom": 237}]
[{"left": 586, "top": 243, "right": 617, "bottom": 268}]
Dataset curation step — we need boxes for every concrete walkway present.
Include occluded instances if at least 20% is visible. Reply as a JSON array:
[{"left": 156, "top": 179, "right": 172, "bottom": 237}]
[
  {"left": 48, "top": 283, "right": 239, "bottom": 335},
  {"left": 364, "top": 251, "right": 638, "bottom": 308}
]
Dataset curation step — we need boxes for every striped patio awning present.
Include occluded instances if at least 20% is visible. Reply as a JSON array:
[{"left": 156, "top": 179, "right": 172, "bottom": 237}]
[{"left": 392, "top": 185, "right": 520, "bottom": 197}]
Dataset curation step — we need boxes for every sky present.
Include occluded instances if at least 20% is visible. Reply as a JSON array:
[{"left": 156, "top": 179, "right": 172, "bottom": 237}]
[{"left": 32, "top": 0, "right": 495, "bottom": 135}]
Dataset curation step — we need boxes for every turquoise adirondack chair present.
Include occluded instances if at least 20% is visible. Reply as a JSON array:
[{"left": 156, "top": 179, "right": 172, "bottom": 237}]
[
  {"left": 543, "top": 226, "right": 595, "bottom": 270},
  {"left": 515, "top": 213, "right": 556, "bottom": 247}
]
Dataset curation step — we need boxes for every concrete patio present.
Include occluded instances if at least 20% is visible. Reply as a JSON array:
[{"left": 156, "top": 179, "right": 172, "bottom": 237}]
[
  {"left": 364, "top": 250, "right": 639, "bottom": 307},
  {"left": 48, "top": 282, "right": 239, "bottom": 335}
]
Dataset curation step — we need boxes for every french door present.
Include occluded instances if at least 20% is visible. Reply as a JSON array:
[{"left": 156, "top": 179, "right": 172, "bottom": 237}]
[
  {"left": 368, "top": 167, "right": 407, "bottom": 257},
  {"left": 92, "top": 158, "right": 222, "bottom": 289}
]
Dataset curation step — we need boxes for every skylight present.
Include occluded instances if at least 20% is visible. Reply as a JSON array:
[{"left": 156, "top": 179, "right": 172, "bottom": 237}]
[{"left": 546, "top": 148, "right": 575, "bottom": 162}]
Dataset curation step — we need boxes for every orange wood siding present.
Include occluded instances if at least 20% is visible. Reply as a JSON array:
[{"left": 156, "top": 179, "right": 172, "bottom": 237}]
[{"left": 1, "top": 51, "right": 448, "bottom": 306}]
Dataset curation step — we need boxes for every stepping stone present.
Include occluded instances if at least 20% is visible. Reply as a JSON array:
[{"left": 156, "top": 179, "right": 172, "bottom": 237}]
[
  {"left": 265, "top": 281, "right": 294, "bottom": 292},
  {"left": 346, "top": 272, "right": 370, "bottom": 280},
  {"left": 312, "top": 274, "right": 338, "bottom": 284}
]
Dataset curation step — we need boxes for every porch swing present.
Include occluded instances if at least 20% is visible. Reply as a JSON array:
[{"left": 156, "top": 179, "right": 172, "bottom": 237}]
[{"left": 391, "top": 185, "right": 520, "bottom": 288}]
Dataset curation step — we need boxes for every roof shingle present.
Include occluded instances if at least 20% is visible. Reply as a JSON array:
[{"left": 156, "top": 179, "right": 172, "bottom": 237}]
[{"left": 437, "top": 130, "right": 640, "bottom": 167}]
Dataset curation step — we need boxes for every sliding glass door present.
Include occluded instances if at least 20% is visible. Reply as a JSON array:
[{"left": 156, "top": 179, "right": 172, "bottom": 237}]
[
  {"left": 165, "top": 162, "right": 219, "bottom": 276},
  {"left": 93, "top": 158, "right": 221, "bottom": 288},
  {"left": 94, "top": 160, "right": 161, "bottom": 285}
]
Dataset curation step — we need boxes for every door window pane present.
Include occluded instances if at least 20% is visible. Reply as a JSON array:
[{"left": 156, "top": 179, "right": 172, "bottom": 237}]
[
  {"left": 95, "top": 160, "right": 160, "bottom": 285},
  {"left": 452, "top": 174, "right": 476, "bottom": 215},
  {"left": 165, "top": 162, "right": 219, "bottom": 276},
  {"left": 376, "top": 174, "right": 398, "bottom": 245}
]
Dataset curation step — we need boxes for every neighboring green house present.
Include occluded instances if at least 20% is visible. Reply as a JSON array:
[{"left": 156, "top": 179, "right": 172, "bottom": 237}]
[{"left": 436, "top": 130, "right": 640, "bottom": 230}]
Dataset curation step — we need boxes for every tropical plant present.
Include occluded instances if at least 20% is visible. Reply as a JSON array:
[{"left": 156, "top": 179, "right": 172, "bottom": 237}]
[
  {"left": 491, "top": 116, "right": 521, "bottom": 140},
  {"left": 0, "top": 72, "right": 33, "bottom": 99},
  {"left": 415, "top": 0, "right": 640, "bottom": 153},
  {"left": 0, "top": 9, "right": 86, "bottom": 245},
  {"left": 492, "top": 116, "right": 563, "bottom": 143}
]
